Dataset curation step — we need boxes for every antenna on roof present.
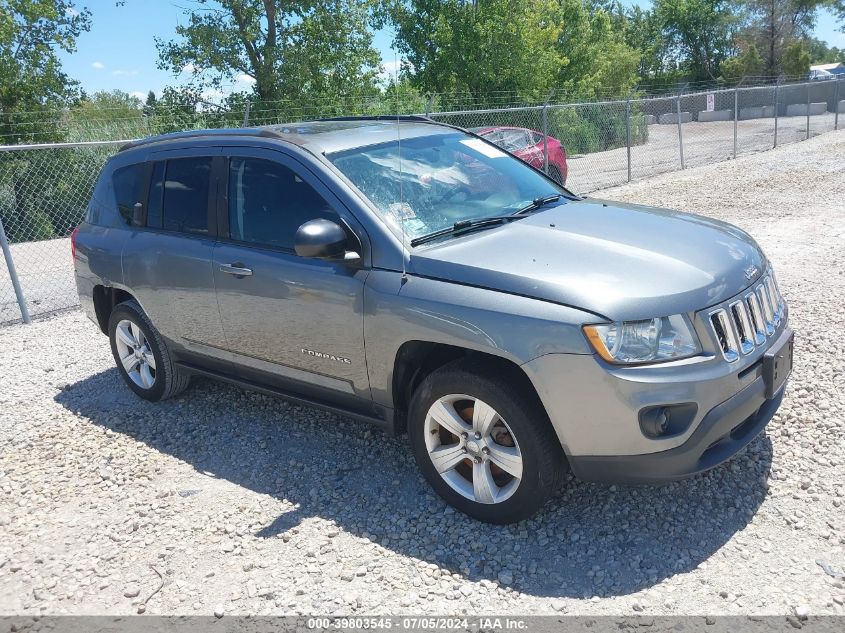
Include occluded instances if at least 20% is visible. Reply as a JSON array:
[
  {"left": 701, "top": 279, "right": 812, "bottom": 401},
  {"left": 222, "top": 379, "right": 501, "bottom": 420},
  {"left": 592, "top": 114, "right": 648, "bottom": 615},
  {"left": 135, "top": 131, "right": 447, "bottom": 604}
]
[{"left": 393, "top": 49, "right": 408, "bottom": 284}]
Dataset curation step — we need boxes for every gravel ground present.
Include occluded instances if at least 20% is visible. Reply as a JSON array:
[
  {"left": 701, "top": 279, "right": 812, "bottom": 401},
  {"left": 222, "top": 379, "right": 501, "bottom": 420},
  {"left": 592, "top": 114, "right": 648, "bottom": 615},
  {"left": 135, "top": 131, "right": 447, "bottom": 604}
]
[
  {"left": 566, "top": 111, "right": 839, "bottom": 193},
  {"left": 0, "top": 130, "right": 843, "bottom": 618},
  {"left": 0, "top": 237, "right": 75, "bottom": 325}
]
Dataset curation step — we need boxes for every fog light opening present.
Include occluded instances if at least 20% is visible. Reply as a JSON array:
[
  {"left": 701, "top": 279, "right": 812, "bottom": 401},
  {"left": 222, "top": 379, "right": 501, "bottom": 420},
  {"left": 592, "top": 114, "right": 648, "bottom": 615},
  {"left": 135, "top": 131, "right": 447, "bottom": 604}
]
[
  {"left": 640, "top": 408, "right": 669, "bottom": 438},
  {"left": 638, "top": 403, "right": 698, "bottom": 439}
]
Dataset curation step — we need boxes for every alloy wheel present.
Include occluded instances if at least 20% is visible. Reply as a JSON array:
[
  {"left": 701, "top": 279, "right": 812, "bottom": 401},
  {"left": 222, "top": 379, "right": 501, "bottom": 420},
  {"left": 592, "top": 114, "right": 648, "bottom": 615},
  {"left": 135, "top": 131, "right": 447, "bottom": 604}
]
[
  {"left": 424, "top": 394, "right": 523, "bottom": 504},
  {"left": 114, "top": 319, "right": 157, "bottom": 389}
]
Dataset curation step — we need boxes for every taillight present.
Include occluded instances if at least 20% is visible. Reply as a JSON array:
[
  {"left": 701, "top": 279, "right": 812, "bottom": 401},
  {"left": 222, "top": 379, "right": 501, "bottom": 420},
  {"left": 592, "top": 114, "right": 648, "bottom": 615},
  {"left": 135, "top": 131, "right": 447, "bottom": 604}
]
[{"left": 70, "top": 226, "right": 79, "bottom": 260}]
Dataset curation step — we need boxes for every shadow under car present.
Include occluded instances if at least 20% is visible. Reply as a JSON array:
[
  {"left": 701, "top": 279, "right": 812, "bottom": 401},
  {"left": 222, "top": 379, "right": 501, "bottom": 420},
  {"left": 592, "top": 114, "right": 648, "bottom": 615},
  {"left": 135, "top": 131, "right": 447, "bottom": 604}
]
[{"left": 54, "top": 368, "right": 773, "bottom": 598}]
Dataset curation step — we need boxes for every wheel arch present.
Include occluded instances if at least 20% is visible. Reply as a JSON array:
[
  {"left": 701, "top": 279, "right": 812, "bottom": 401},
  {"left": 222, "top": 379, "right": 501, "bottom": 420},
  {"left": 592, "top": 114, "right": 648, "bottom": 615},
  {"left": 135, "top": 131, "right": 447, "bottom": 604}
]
[
  {"left": 391, "top": 341, "right": 545, "bottom": 434},
  {"left": 92, "top": 285, "right": 138, "bottom": 334}
]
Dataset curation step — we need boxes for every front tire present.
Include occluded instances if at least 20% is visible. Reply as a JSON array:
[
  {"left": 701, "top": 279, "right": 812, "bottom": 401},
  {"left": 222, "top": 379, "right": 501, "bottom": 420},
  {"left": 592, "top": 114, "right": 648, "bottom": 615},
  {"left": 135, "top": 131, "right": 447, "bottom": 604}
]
[
  {"left": 408, "top": 359, "right": 566, "bottom": 523},
  {"left": 108, "top": 299, "right": 190, "bottom": 402}
]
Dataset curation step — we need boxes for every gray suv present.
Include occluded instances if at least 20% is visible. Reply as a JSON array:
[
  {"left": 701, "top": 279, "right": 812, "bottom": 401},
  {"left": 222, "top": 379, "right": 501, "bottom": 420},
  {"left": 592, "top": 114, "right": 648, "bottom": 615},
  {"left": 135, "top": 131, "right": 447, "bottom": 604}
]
[{"left": 73, "top": 117, "right": 793, "bottom": 523}]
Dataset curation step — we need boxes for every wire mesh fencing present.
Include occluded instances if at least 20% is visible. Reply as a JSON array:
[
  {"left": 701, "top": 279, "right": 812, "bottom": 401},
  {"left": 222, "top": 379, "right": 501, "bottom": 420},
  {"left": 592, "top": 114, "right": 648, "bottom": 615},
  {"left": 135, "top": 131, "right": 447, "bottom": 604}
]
[
  {"left": 0, "top": 142, "right": 123, "bottom": 323},
  {"left": 1, "top": 77, "right": 843, "bottom": 324}
]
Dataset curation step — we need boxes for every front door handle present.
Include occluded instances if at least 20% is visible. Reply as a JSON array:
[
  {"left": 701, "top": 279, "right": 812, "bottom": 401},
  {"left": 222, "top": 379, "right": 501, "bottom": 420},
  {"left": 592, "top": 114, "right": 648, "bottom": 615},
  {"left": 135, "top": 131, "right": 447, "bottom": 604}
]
[{"left": 219, "top": 263, "right": 253, "bottom": 277}]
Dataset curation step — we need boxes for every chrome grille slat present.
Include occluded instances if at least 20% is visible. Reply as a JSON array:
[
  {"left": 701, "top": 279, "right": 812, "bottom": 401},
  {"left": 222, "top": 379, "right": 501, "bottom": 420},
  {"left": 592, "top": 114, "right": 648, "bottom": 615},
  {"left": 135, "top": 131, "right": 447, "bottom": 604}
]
[
  {"left": 729, "top": 300, "right": 755, "bottom": 354},
  {"left": 708, "top": 270, "right": 784, "bottom": 362},
  {"left": 745, "top": 292, "right": 766, "bottom": 346},
  {"left": 709, "top": 308, "right": 739, "bottom": 362},
  {"left": 765, "top": 276, "right": 781, "bottom": 326},
  {"left": 756, "top": 284, "right": 775, "bottom": 336}
]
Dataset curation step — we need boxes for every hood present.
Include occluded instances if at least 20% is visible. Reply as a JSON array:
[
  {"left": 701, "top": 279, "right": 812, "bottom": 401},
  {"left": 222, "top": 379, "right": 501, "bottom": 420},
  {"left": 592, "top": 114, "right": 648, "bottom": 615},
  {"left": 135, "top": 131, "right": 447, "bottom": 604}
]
[{"left": 409, "top": 198, "right": 766, "bottom": 321}]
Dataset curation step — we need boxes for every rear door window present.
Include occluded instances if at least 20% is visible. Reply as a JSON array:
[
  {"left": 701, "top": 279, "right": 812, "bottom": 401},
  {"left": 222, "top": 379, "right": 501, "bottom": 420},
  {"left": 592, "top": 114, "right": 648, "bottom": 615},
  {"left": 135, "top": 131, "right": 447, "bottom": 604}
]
[
  {"left": 112, "top": 163, "right": 145, "bottom": 225},
  {"left": 161, "top": 157, "right": 213, "bottom": 235}
]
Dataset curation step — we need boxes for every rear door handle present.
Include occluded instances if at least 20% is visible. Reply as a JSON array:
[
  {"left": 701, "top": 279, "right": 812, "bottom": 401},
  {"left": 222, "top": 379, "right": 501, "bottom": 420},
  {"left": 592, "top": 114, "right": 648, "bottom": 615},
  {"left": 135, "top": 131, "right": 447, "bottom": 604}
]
[{"left": 219, "top": 263, "right": 253, "bottom": 277}]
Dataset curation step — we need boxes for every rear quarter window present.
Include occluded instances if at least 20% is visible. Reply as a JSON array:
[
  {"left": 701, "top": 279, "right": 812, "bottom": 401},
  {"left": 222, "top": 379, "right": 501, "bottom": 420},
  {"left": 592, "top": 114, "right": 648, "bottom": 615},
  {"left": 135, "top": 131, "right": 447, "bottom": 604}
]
[
  {"left": 85, "top": 168, "right": 113, "bottom": 225},
  {"left": 112, "top": 163, "right": 146, "bottom": 225}
]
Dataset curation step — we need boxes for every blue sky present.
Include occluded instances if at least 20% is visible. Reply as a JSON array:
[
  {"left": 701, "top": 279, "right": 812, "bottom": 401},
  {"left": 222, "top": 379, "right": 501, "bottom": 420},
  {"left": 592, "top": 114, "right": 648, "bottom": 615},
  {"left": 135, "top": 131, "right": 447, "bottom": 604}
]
[{"left": 58, "top": 0, "right": 844, "bottom": 100}]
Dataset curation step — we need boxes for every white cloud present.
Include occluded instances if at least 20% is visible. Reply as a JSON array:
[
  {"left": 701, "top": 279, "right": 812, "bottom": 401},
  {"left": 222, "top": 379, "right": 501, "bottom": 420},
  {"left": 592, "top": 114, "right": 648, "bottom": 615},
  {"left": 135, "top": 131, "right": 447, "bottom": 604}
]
[
  {"left": 200, "top": 88, "right": 225, "bottom": 102},
  {"left": 382, "top": 59, "right": 402, "bottom": 72},
  {"left": 91, "top": 61, "right": 105, "bottom": 70},
  {"left": 130, "top": 91, "right": 147, "bottom": 101},
  {"left": 378, "top": 59, "right": 412, "bottom": 83},
  {"left": 181, "top": 63, "right": 198, "bottom": 74},
  {"left": 65, "top": 7, "right": 79, "bottom": 17},
  {"left": 111, "top": 69, "right": 139, "bottom": 77},
  {"left": 234, "top": 73, "right": 256, "bottom": 85},
  {"left": 380, "top": 59, "right": 401, "bottom": 77}
]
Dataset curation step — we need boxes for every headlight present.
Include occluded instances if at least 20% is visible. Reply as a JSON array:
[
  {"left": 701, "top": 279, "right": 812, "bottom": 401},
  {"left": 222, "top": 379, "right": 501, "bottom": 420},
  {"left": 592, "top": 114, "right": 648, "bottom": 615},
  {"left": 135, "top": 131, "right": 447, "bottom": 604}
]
[{"left": 583, "top": 314, "right": 700, "bottom": 365}]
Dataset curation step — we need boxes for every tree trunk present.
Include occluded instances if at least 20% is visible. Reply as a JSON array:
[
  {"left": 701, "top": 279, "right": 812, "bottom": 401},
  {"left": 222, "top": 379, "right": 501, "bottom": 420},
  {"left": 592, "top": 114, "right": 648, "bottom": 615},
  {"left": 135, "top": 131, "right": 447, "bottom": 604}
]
[{"left": 767, "top": 0, "right": 777, "bottom": 75}]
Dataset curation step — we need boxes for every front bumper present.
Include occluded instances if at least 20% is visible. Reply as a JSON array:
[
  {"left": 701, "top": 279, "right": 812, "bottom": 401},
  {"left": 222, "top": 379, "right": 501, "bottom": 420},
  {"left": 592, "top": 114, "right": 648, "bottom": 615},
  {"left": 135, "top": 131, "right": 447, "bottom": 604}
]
[
  {"left": 567, "top": 362, "right": 785, "bottom": 483},
  {"left": 522, "top": 314, "right": 792, "bottom": 483}
]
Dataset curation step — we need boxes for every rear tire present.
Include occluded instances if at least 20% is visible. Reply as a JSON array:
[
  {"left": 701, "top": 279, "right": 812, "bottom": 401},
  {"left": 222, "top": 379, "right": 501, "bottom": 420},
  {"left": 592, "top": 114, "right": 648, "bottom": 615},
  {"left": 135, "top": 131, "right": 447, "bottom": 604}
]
[
  {"left": 108, "top": 299, "right": 190, "bottom": 402},
  {"left": 408, "top": 358, "right": 566, "bottom": 523}
]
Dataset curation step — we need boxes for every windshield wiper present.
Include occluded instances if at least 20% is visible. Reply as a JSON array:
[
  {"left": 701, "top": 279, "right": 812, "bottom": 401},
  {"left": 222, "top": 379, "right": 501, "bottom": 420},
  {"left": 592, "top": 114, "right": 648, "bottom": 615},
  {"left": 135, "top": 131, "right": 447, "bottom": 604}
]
[
  {"left": 512, "top": 193, "right": 562, "bottom": 216},
  {"left": 408, "top": 194, "right": 564, "bottom": 247},
  {"left": 409, "top": 215, "right": 525, "bottom": 247}
]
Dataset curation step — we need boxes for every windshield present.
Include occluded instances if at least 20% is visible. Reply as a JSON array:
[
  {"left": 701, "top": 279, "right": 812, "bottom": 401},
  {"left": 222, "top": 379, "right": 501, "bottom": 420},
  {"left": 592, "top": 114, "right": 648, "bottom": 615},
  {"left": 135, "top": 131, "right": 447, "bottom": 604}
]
[
  {"left": 327, "top": 132, "right": 565, "bottom": 243},
  {"left": 475, "top": 128, "right": 534, "bottom": 152}
]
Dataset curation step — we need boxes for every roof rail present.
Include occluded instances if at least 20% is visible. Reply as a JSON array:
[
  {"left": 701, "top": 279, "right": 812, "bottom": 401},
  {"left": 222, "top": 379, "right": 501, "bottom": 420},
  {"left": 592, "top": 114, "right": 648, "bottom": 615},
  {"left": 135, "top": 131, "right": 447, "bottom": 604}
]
[
  {"left": 118, "top": 127, "right": 282, "bottom": 152},
  {"left": 317, "top": 115, "right": 434, "bottom": 123}
]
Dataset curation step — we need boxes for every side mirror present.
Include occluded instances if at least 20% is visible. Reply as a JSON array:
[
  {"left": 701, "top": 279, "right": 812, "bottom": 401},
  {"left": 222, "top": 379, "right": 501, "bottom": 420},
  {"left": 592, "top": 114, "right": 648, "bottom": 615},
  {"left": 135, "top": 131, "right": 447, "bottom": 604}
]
[{"left": 294, "top": 218, "right": 356, "bottom": 260}]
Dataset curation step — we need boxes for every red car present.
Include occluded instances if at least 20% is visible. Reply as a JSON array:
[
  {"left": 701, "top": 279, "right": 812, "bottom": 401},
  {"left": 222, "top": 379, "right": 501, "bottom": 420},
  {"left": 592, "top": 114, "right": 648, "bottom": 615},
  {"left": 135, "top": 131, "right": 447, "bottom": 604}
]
[{"left": 471, "top": 126, "right": 568, "bottom": 185}]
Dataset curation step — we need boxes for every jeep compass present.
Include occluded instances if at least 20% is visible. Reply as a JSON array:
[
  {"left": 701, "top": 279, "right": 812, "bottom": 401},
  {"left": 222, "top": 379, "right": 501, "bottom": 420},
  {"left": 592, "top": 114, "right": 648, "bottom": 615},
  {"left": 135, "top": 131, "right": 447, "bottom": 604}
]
[{"left": 72, "top": 117, "right": 793, "bottom": 523}]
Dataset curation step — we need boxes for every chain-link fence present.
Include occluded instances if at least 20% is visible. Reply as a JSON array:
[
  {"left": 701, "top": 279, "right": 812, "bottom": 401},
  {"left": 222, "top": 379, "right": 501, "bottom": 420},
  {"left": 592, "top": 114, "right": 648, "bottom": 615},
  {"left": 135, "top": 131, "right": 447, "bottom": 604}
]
[
  {"left": 0, "top": 141, "right": 125, "bottom": 323},
  {"left": 1, "top": 77, "right": 843, "bottom": 324}
]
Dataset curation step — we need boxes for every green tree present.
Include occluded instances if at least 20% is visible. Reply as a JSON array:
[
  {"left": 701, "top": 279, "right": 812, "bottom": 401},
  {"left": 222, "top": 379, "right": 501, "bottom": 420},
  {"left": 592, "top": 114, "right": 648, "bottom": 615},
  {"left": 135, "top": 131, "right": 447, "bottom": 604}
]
[
  {"left": 781, "top": 39, "right": 811, "bottom": 76},
  {"left": 654, "top": 0, "right": 739, "bottom": 80},
  {"left": 386, "top": 0, "right": 565, "bottom": 103},
  {"left": 555, "top": 0, "right": 641, "bottom": 99},
  {"left": 622, "top": 5, "right": 670, "bottom": 79},
  {"left": 803, "top": 36, "right": 845, "bottom": 63},
  {"left": 155, "top": 0, "right": 381, "bottom": 106},
  {"left": 143, "top": 90, "right": 157, "bottom": 117},
  {"left": 0, "top": 1, "right": 92, "bottom": 245},
  {"left": 0, "top": 0, "right": 91, "bottom": 144},
  {"left": 67, "top": 90, "right": 147, "bottom": 141},
  {"left": 65, "top": 90, "right": 145, "bottom": 141},
  {"left": 720, "top": 42, "right": 765, "bottom": 79},
  {"left": 70, "top": 90, "right": 143, "bottom": 123},
  {"left": 147, "top": 86, "right": 210, "bottom": 134},
  {"left": 742, "top": 0, "right": 824, "bottom": 75}
]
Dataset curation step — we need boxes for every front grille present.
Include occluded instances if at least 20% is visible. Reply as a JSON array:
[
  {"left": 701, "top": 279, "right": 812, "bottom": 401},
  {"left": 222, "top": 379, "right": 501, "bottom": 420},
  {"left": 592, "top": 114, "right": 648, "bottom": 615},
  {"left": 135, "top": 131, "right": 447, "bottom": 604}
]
[{"left": 708, "top": 272, "right": 785, "bottom": 362}]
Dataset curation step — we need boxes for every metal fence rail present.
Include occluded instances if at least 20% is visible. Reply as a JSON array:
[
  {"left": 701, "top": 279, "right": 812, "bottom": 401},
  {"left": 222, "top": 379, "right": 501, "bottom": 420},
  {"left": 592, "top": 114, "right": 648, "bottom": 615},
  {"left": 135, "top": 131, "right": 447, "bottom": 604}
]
[{"left": 1, "top": 77, "right": 843, "bottom": 324}]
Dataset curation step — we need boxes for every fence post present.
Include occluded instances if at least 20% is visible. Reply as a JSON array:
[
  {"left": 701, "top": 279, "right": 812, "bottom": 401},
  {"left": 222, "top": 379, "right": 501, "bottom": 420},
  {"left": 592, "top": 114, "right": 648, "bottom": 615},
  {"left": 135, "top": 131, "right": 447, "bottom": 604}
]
[
  {"left": 242, "top": 101, "right": 251, "bottom": 127},
  {"left": 0, "top": 215, "right": 31, "bottom": 324},
  {"left": 625, "top": 95, "right": 632, "bottom": 182},
  {"left": 835, "top": 78, "right": 840, "bottom": 131},
  {"left": 542, "top": 102, "right": 549, "bottom": 175},
  {"left": 773, "top": 81, "right": 779, "bottom": 148},
  {"left": 733, "top": 87, "right": 739, "bottom": 159},
  {"left": 676, "top": 94, "right": 685, "bottom": 170},
  {"left": 806, "top": 82, "right": 810, "bottom": 140}
]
